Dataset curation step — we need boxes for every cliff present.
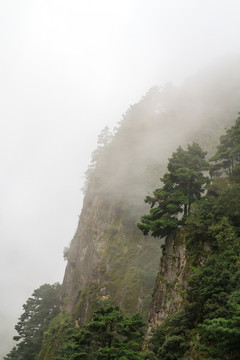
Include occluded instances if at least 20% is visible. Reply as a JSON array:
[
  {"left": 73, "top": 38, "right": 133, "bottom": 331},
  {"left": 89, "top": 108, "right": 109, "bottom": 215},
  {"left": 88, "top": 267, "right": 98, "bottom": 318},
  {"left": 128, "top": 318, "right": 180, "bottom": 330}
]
[
  {"left": 148, "top": 232, "right": 188, "bottom": 331},
  {"left": 61, "top": 193, "right": 161, "bottom": 322}
]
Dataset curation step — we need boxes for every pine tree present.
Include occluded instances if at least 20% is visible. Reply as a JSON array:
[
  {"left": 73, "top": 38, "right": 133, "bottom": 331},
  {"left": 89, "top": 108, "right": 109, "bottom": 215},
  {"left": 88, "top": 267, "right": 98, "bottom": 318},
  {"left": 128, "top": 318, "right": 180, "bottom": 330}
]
[
  {"left": 54, "top": 305, "right": 145, "bottom": 360},
  {"left": 4, "top": 283, "right": 61, "bottom": 360},
  {"left": 138, "top": 143, "right": 209, "bottom": 238},
  {"left": 210, "top": 114, "right": 240, "bottom": 179}
]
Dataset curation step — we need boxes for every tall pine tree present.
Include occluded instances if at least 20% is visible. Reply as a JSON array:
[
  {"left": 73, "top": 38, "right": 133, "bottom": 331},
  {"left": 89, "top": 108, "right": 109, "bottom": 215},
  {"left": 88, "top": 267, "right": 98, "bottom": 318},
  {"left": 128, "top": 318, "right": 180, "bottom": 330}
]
[
  {"left": 138, "top": 143, "right": 209, "bottom": 238},
  {"left": 4, "top": 283, "right": 61, "bottom": 360}
]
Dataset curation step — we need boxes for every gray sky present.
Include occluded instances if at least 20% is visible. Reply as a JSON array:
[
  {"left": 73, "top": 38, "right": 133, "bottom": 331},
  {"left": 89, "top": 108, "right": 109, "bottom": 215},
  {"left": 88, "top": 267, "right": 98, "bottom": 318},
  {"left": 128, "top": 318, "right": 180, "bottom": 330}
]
[{"left": 1, "top": 0, "right": 240, "bottom": 357}]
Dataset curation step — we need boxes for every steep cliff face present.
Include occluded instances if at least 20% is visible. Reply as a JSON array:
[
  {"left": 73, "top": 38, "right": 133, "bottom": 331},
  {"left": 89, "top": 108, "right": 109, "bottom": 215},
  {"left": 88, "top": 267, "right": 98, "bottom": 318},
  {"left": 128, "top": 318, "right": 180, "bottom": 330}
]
[
  {"left": 61, "top": 193, "right": 161, "bottom": 322},
  {"left": 62, "top": 195, "right": 116, "bottom": 313},
  {"left": 148, "top": 233, "right": 188, "bottom": 331},
  {"left": 148, "top": 229, "right": 212, "bottom": 333}
]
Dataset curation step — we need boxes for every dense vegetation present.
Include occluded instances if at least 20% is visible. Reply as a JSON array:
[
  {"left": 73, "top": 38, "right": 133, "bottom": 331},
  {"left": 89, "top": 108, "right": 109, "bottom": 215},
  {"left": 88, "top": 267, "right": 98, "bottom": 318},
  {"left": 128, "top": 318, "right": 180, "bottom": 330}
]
[
  {"left": 4, "top": 283, "right": 61, "bottom": 360},
  {"left": 140, "top": 114, "right": 240, "bottom": 359},
  {"left": 51, "top": 305, "right": 145, "bottom": 360},
  {"left": 147, "top": 180, "right": 240, "bottom": 359},
  {"left": 137, "top": 142, "right": 209, "bottom": 238}
]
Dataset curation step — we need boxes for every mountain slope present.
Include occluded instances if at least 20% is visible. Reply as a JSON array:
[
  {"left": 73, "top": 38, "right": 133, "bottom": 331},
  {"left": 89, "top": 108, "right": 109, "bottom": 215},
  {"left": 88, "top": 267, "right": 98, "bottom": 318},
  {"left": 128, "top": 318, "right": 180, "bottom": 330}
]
[{"left": 62, "top": 56, "right": 240, "bottom": 322}]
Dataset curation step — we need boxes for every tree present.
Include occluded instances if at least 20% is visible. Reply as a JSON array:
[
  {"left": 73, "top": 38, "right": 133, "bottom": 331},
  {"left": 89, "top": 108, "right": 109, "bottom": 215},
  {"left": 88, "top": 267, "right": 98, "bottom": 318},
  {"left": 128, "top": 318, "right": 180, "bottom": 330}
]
[
  {"left": 83, "top": 126, "right": 113, "bottom": 194},
  {"left": 199, "top": 290, "right": 240, "bottom": 360},
  {"left": 147, "top": 173, "right": 240, "bottom": 359},
  {"left": 4, "top": 347, "right": 22, "bottom": 360},
  {"left": 137, "top": 143, "right": 209, "bottom": 238},
  {"left": 210, "top": 114, "right": 240, "bottom": 178},
  {"left": 4, "top": 283, "right": 61, "bottom": 360},
  {"left": 150, "top": 311, "right": 189, "bottom": 360},
  {"left": 54, "top": 305, "right": 145, "bottom": 360}
]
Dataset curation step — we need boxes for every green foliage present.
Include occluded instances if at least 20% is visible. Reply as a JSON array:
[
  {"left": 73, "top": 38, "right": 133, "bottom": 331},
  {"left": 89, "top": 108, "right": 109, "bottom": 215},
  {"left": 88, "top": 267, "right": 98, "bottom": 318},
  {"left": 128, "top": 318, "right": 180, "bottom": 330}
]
[
  {"left": 198, "top": 290, "right": 240, "bottom": 359},
  {"left": 183, "top": 179, "right": 240, "bottom": 356},
  {"left": 83, "top": 126, "right": 113, "bottom": 194},
  {"left": 38, "top": 311, "right": 76, "bottom": 360},
  {"left": 138, "top": 121, "right": 240, "bottom": 357},
  {"left": 210, "top": 114, "right": 240, "bottom": 178},
  {"left": 138, "top": 143, "right": 209, "bottom": 238},
  {"left": 4, "top": 283, "right": 61, "bottom": 360},
  {"left": 149, "top": 130, "right": 240, "bottom": 359},
  {"left": 150, "top": 311, "right": 189, "bottom": 360},
  {"left": 4, "top": 347, "right": 22, "bottom": 360},
  {"left": 54, "top": 306, "right": 145, "bottom": 360}
]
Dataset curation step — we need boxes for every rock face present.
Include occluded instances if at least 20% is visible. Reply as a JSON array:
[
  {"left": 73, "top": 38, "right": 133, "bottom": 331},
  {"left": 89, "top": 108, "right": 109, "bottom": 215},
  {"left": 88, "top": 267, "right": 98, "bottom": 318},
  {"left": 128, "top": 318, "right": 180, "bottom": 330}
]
[
  {"left": 148, "top": 232, "right": 189, "bottom": 331},
  {"left": 61, "top": 195, "right": 115, "bottom": 313},
  {"left": 61, "top": 193, "right": 161, "bottom": 323}
]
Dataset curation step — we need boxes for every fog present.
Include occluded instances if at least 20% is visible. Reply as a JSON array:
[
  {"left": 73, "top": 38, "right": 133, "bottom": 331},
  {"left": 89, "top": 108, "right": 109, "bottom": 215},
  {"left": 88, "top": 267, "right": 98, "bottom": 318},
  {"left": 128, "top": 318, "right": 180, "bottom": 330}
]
[
  {"left": 1, "top": 0, "right": 240, "bottom": 357},
  {"left": 85, "top": 58, "right": 240, "bottom": 218}
]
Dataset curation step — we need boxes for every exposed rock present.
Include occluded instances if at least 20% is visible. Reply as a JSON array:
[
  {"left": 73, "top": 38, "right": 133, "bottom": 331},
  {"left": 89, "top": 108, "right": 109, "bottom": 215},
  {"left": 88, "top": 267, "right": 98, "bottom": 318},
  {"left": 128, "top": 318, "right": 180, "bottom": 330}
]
[
  {"left": 148, "top": 232, "right": 190, "bottom": 331},
  {"left": 61, "top": 193, "right": 160, "bottom": 323}
]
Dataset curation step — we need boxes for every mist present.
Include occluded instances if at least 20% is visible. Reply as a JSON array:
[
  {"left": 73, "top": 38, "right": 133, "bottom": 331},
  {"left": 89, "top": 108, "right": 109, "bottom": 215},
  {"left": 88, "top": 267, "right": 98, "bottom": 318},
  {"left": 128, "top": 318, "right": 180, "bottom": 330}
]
[
  {"left": 1, "top": 0, "right": 240, "bottom": 358},
  {"left": 85, "top": 57, "right": 240, "bottom": 216}
]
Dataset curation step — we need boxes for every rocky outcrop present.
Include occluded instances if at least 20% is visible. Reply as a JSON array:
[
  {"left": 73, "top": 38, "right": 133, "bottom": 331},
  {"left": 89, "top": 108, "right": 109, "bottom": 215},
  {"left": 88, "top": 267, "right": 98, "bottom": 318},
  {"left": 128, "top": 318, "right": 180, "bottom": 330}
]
[
  {"left": 61, "top": 195, "right": 115, "bottom": 313},
  {"left": 148, "top": 232, "right": 190, "bottom": 331},
  {"left": 61, "top": 193, "right": 161, "bottom": 323}
]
